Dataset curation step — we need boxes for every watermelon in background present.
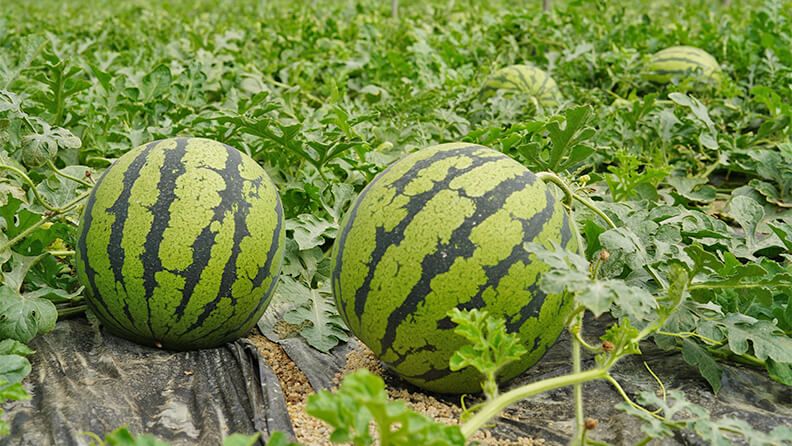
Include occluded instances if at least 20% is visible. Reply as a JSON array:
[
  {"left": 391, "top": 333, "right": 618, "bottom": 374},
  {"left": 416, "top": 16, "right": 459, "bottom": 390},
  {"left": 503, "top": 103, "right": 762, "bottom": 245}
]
[
  {"left": 75, "top": 137, "right": 285, "bottom": 350},
  {"left": 643, "top": 45, "right": 722, "bottom": 85},
  {"left": 331, "top": 143, "right": 575, "bottom": 394},
  {"left": 480, "top": 64, "right": 563, "bottom": 107}
]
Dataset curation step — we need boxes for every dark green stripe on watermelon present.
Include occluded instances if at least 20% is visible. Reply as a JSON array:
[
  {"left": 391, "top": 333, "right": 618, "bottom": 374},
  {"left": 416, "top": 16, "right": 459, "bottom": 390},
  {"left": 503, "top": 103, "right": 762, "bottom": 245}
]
[
  {"left": 649, "top": 56, "right": 708, "bottom": 67},
  {"left": 350, "top": 147, "right": 501, "bottom": 320},
  {"left": 179, "top": 146, "right": 250, "bottom": 335},
  {"left": 332, "top": 143, "right": 575, "bottom": 393},
  {"left": 480, "top": 65, "right": 561, "bottom": 106},
  {"left": 76, "top": 137, "right": 284, "bottom": 350},
  {"left": 139, "top": 138, "right": 189, "bottom": 338},
  {"left": 77, "top": 166, "right": 141, "bottom": 339},
  {"left": 378, "top": 170, "right": 546, "bottom": 356},
  {"left": 207, "top": 195, "right": 285, "bottom": 342}
]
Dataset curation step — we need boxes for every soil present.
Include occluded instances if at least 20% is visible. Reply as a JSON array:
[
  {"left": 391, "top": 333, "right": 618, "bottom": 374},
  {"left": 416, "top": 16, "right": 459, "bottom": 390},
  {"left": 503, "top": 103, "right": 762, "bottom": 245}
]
[
  {"left": 253, "top": 332, "right": 544, "bottom": 446},
  {"left": 255, "top": 315, "right": 792, "bottom": 446},
  {"left": 248, "top": 334, "right": 332, "bottom": 445}
]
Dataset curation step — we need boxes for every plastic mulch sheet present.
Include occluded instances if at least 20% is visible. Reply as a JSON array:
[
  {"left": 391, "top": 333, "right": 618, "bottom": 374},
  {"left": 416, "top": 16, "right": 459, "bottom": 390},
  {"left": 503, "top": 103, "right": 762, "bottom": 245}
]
[
  {"left": 263, "top": 312, "right": 792, "bottom": 446},
  {"left": 486, "top": 318, "right": 792, "bottom": 444},
  {"left": 6, "top": 313, "right": 792, "bottom": 446},
  {"left": 3, "top": 318, "right": 293, "bottom": 446}
]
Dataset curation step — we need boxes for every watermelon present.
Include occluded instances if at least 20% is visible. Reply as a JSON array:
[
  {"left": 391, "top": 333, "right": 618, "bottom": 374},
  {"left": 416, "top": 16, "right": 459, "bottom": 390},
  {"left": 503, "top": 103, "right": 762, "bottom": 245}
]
[
  {"left": 644, "top": 46, "right": 722, "bottom": 85},
  {"left": 75, "top": 137, "right": 285, "bottom": 350},
  {"left": 480, "top": 64, "right": 562, "bottom": 107},
  {"left": 331, "top": 143, "right": 576, "bottom": 394}
]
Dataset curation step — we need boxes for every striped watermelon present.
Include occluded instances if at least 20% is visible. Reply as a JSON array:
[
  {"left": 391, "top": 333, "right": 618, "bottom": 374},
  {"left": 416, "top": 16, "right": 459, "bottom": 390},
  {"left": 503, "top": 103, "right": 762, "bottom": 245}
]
[
  {"left": 480, "top": 64, "right": 562, "bottom": 107},
  {"left": 75, "top": 138, "right": 285, "bottom": 350},
  {"left": 644, "top": 46, "right": 722, "bottom": 85},
  {"left": 331, "top": 143, "right": 576, "bottom": 394}
]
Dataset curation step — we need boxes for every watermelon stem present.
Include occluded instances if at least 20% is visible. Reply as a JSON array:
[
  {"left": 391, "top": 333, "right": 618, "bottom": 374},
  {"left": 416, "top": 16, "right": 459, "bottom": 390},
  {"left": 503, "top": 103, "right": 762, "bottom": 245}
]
[
  {"left": 0, "top": 190, "right": 90, "bottom": 255},
  {"left": 48, "top": 250, "right": 75, "bottom": 257},
  {"left": 0, "top": 164, "right": 62, "bottom": 212},
  {"left": 571, "top": 318, "right": 587, "bottom": 445},
  {"left": 57, "top": 304, "right": 87, "bottom": 319},
  {"left": 536, "top": 171, "right": 617, "bottom": 230},
  {"left": 459, "top": 367, "right": 608, "bottom": 438},
  {"left": 570, "top": 323, "right": 601, "bottom": 353},
  {"left": 46, "top": 159, "right": 94, "bottom": 188}
]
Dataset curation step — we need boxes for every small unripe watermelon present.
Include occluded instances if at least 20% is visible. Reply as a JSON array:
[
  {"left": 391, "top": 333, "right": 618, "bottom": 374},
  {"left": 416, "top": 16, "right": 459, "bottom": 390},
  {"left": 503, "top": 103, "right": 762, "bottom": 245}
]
[
  {"left": 76, "top": 137, "right": 284, "bottom": 350},
  {"left": 480, "top": 64, "right": 563, "bottom": 107},
  {"left": 644, "top": 46, "right": 722, "bottom": 85},
  {"left": 332, "top": 143, "right": 575, "bottom": 393}
]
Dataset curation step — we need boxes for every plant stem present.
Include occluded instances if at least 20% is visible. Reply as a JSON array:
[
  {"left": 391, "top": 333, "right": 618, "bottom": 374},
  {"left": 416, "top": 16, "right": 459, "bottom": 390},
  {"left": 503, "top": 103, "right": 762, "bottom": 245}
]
[
  {"left": 48, "top": 250, "right": 75, "bottom": 256},
  {"left": 573, "top": 194, "right": 617, "bottom": 229},
  {"left": 572, "top": 326, "right": 601, "bottom": 352},
  {"left": 47, "top": 159, "right": 93, "bottom": 187},
  {"left": 460, "top": 368, "right": 608, "bottom": 438},
  {"left": 56, "top": 189, "right": 91, "bottom": 212},
  {"left": 699, "top": 158, "right": 721, "bottom": 179},
  {"left": 536, "top": 171, "right": 617, "bottom": 230},
  {"left": 643, "top": 361, "right": 666, "bottom": 403},
  {"left": 0, "top": 164, "right": 60, "bottom": 212},
  {"left": 53, "top": 64, "right": 65, "bottom": 126},
  {"left": 571, "top": 320, "right": 586, "bottom": 445},
  {"left": 708, "top": 347, "right": 766, "bottom": 368},
  {"left": 57, "top": 304, "right": 87, "bottom": 319},
  {"left": 0, "top": 215, "right": 53, "bottom": 254},
  {"left": 645, "top": 265, "right": 667, "bottom": 291},
  {"left": 604, "top": 375, "right": 664, "bottom": 421},
  {"left": 536, "top": 171, "right": 574, "bottom": 207},
  {"left": 655, "top": 330, "right": 721, "bottom": 345},
  {"left": 0, "top": 190, "right": 89, "bottom": 254},
  {"left": 688, "top": 282, "right": 777, "bottom": 290}
]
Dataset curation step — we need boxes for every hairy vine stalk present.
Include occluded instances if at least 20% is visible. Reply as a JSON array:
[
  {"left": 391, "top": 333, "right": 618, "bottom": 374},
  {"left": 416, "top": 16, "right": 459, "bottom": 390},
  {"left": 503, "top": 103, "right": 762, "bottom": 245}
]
[{"left": 0, "top": 163, "right": 91, "bottom": 254}]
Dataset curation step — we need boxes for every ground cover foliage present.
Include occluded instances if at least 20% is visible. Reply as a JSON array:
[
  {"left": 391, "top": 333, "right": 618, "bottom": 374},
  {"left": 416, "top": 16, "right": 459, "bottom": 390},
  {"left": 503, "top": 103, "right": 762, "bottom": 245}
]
[{"left": 0, "top": 0, "right": 791, "bottom": 443}]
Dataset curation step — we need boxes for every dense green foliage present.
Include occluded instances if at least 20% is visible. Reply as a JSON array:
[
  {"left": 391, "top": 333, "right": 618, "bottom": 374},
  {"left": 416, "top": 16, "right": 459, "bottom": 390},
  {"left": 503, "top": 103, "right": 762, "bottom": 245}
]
[{"left": 1, "top": 0, "right": 792, "bottom": 442}]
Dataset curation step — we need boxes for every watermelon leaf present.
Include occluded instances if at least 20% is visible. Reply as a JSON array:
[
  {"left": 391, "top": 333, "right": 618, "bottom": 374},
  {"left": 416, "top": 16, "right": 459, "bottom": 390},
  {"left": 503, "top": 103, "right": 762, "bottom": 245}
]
[
  {"left": 35, "top": 165, "right": 91, "bottom": 210},
  {"left": 0, "top": 285, "right": 57, "bottom": 343},
  {"left": 545, "top": 105, "right": 595, "bottom": 171},
  {"left": 0, "top": 253, "right": 58, "bottom": 343},
  {"left": 448, "top": 308, "right": 527, "bottom": 400},
  {"left": 727, "top": 196, "right": 765, "bottom": 248},
  {"left": 681, "top": 339, "right": 723, "bottom": 393},
  {"left": 88, "top": 427, "right": 171, "bottom": 446},
  {"left": 279, "top": 277, "right": 349, "bottom": 353},
  {"left": 0, "top": 340, "right": 33, "bottom": 436},
  {"left": 259, "top": 432, "right": 300, "bottom": 446},
  {"left": 616, "top": 389, "right": 792, "bottom": 443},
  {"left": 766, "top": 359, "right": 792, "bottom": 386},
  {"left": 0, "top": 379, "right": 30, "bottom": 437},
  {"left": 222, "top": 433, "right": 262, "bottom": 446},
  {"left": 306, "top": 369, "right": 465, "bottom": 446},
  {"left": 721, "top": 314, "right": 792, "bottom": 364},
  {"left": 0, "top": 351, "right": 32, "bottom": 386},
  {"left": 526, "top": 242, "right": 657, "bottom": 322},
  {"left": 286, "top": 214, "right": 336, "bottom": 251}
]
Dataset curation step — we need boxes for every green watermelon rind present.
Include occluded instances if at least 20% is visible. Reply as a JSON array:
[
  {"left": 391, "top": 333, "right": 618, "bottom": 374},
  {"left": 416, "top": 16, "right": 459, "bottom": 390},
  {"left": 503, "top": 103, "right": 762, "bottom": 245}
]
[
  {"left": 480, "top": 64, "right": 563, "bottom": 107},
  {"left": 332, "top": 143, "right": 576, "bottom": 394},
  {"left": 643, "top": 45, "right": 722, "bottom": 85},
  {"left": 75, "top": 137, "right": 285, "bottom": 351}
]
